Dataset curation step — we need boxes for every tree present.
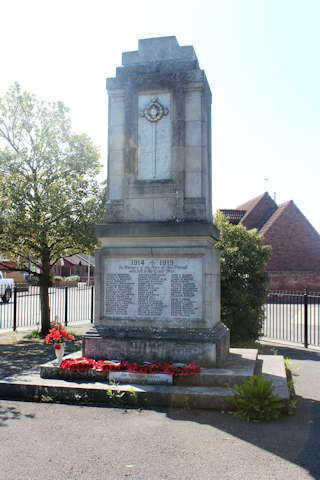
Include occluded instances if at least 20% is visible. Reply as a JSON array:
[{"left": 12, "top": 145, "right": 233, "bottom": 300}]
[
  {"left": 0, "top": 83, "right": 106, "bottom": 334},
  {"left": 215, "top": 212, "right": 272, "bottom": 343}
]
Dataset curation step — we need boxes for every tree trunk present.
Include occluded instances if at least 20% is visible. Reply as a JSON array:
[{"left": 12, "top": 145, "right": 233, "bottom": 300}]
[{"left": 40, "top": 259, "right": 51, "bottom": 335}]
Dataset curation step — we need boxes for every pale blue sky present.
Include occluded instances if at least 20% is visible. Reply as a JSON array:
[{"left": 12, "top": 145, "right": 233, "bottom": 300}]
[{"left": 1, "top": 0, "right": 319, "bottom": 231}]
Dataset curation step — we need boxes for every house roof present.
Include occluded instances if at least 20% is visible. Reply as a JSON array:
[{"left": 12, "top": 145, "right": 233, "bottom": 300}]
[
  {"left": 238, "top": 192, "right": 278, "bottom": 230},
  {"left": 259, "top": 200, "right": 320, "bottom": 271},
  {"left": 237, "top": 192, "right": 268, "bottom": 211},
  {"left": 220, "top": 193, "right": 320, "bottom": 273},
  {"left": 219, "top": 209, "right": 246, "bottom": 225},
  {"left": 259, "top": 201, "right": 291, "bottom": 236},
  {"left": 63, "top": 254, "right": 95, "bottom": 267}
]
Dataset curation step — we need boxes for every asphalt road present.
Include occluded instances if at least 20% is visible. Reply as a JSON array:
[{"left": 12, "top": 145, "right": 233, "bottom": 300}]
[{"left": 0, "top": 342, "right": 319, "bottom": 480}]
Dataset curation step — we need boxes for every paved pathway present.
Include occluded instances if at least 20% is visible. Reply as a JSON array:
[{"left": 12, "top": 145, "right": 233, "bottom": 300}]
[{"left": 0, "top": 329, "right": 319, "bottom": 480}]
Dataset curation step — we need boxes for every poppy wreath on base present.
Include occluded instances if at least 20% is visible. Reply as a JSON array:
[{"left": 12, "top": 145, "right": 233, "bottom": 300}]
[{"left": 60, "top": 358, "right": 201, "bottom": 376}]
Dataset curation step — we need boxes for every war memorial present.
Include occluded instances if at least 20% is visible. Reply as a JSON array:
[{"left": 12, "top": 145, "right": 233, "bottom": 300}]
[
  {"left": 82, "top": 36, "right": 230, "bottom": 368},
  {"left": 0, "top": 37, "right": 288, "bottom": 410}
]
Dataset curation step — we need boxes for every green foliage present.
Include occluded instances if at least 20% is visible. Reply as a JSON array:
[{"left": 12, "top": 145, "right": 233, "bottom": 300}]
[
  {"left": 64, "top": 275, "right": 80, "bottom": 282},
  {"left": 284, "top": 357, "right": 296, "bottom": 415},
  {"left": 183, "top": 395, "right": 191, "bottom": 410},
  {"left": 40, "top": 394, "right": 56, "bottom": 403},
  {"left": 106, "top": 381, "right": 126, "bottom": 407},
  {"left": 215, "top": 212, "right": 271, "bottom": 343},
  {"left": 0, "top": 83, "right": 106, "bottom": 333},
  {"left": 53, "top": 276, "right": 63, "bottom": 282},
  {"left": 229, "top": 375, "right": 284, "bottom": 422},
  {"left": 128, "top": 386, "right": 139, "bottom": 407},
  {"left": 23, "top": 329, "right": 41, "bottom": 339},
  {"left": 284, "top": 357, "right": 290, "bottom": 370}
]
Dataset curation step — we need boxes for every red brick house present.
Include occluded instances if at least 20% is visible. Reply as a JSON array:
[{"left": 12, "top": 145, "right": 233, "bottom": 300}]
[
  {"left": 1, "top": 254, "right": 95, "bottom": 283},
  {"left": 220, "top": 192, "right": 320, "bottom": 291},
  {"left": 52, "top": 254, "right": 95, "bottom": 280}
]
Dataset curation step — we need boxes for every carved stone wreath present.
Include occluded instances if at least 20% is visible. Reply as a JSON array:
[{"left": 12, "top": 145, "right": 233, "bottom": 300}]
[{"left": 140, "top": 97, "right": 169, "bottom": 123}]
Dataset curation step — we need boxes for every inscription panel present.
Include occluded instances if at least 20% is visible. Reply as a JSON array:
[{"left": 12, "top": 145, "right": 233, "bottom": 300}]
[{"left": 104, "top": 257, "right": 202, "bottom": 320}]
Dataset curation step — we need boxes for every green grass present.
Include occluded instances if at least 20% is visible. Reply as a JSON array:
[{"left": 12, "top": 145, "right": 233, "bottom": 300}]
[
  {"left": 230, "top": 340, "right": 262, "bottom": 350},
  {"left": 23, "top": 329, "right": 43, "bottom": 339}
]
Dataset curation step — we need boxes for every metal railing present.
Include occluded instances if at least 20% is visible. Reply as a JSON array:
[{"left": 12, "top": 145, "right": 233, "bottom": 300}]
[
  {"left": 0, "top": 284, "right": 94, "bottom": 331},
  {"left": 263, "top": 290, "right": 320, "bottom": 348}
]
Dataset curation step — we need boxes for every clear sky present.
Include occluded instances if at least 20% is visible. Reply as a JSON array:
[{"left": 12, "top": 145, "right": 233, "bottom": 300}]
[{"left": 1, "top": 0, "right": 319, "bottom": 232}]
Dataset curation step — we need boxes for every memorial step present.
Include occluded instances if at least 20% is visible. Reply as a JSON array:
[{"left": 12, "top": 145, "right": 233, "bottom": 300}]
[
  {"left": 0, "top": 350, "right": 289, "bottom": 410},
  {"left": 40, "top": 348, "right": 258, "bottom": 388},
  {"left": 0, "top": 370, "right": 234, "bottom": 410}
]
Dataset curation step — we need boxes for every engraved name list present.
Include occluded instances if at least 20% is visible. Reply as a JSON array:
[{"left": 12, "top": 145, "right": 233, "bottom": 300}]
[{"left": 104, "top": 257, "right": 202, "bottom": 320}]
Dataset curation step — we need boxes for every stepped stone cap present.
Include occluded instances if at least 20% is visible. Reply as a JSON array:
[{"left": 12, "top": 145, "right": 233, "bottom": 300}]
[{"left": 122, "top": 36, "right": 199, "bottom": 66}]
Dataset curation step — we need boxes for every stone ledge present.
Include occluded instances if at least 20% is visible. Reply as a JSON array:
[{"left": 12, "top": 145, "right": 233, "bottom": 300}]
[
  {"left": 82, "top": 323, "right": 230, "bottom": 367},
  {"left": 85, "top": 323, "right": 227, "bottom": 342},
  {"left": 259, "top": 354, "right": 290, "bottom": 401},
  {"left": 96, "top": 221, "right": 220, "bottom": 240},
  {"left": 0, "top": 373, "right": 232, "bottom": 410}
]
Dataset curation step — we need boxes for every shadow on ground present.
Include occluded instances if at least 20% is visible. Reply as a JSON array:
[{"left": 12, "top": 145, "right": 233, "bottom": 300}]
[
  {"left": 259, "top": 342, "right": 320, "bottom": 361},
  {"left": 0, "top": 403, "right": 35, "bottom": 427},
  {"left": 166, "top": 395, "right": 320, "bottom": 479},
  {"left": 167, "top": 343, "right": 320, "bottom": 479},
  {"left": 0, "top": 338, "right": 82, "bottom": 377},
  {"left": 0, "top": 337, "right": 319, "bottom": 478}
]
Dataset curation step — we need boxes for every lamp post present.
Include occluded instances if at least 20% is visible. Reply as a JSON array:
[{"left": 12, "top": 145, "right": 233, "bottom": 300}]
[{"left": 87, "top": 256, "right": 90, "bottom": 286}]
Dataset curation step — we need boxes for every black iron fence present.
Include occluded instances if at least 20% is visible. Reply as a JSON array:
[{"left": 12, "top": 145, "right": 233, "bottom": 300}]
[
  {"left": 263, "top": 290, "right": 320, "bottom": 348},
  {"left": 1, "top": 285, "right": 319, "bottom": 348},
  {"left": 0, "top": 284, "right": 94, "bottom": 331}
]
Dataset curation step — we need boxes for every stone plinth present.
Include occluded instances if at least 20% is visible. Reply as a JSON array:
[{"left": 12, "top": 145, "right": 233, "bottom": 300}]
[{"left": 83, "top": 224, "right": 229, "bottom": 367}]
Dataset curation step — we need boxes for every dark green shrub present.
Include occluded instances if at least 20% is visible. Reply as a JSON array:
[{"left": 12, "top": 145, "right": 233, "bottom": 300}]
[
  {"left": 215, "top": 212, "right": 271, "bottom": 343},
  {"left": 229, "top": 375, "right": 284, "bottom": 422}
]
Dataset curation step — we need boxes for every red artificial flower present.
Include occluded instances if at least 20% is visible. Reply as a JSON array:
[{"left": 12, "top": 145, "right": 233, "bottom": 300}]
[
  {"left": 59, "top": 356, "right": 201, "bottom": 376},
  {"left": 45, "top": 324, "right": 75, "bottom": 346}
]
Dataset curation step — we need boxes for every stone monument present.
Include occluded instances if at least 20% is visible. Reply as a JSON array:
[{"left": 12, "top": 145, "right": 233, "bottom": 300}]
[{"left": 83, "top": 36, "right": 229, "bottom": 367}]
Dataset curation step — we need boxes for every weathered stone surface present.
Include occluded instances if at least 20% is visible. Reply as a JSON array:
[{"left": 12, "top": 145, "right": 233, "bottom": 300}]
[
  {"left": 138, "top": 93, "right": 171, "bottom": 181},
  {"left": 93, "top": 239, "right": 221, "bottom": 331},
  {"left": 259, "top": 354, "right": 290, "bottom": 400},
  {"left": 82, "top": 322, "right": 229, "bottom": 368},
  {"left": 83, "top": 334, "right": 217, "bottom": 367},
  {"left": 96, "top": 222, "right": 220, "bottom": 239},
  {"left": 88, "top": 37, "right": 229, "bottom": 368},
  {"left": 122, "top": 36, "right": 198, "bottom": 66},
  {"left": 109, "top": 371, "right": 173, "bottom": 385},
  {"left": 103, "top": 256, "right": 202, "bottom": 321},
  {"left": 104, "top": 36, "right": 212, "bottom": 223}
]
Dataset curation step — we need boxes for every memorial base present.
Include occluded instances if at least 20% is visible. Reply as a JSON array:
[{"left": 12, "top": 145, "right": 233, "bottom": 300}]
[
  {"left": 91, "top": 224, "right": 229, "bottom": 368},
  {"left": 82, "top": 323, "right": 229, "bottom": 368}
]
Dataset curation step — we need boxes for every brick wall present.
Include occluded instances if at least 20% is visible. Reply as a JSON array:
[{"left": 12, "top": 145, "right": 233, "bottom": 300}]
[
  {"left": 268, "top": 271, "right": 320, "bottom": 292},
  {"left": 262, "top": 201, "right": 320, "bottom": 271}
]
